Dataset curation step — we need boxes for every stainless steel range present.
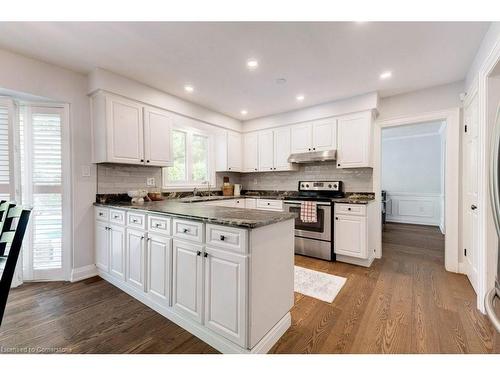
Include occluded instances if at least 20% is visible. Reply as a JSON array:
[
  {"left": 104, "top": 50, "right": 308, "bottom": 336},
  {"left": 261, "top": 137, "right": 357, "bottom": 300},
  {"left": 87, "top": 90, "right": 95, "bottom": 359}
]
[{"left": 283, "top": 180, "right": 344, "bottom": 261}]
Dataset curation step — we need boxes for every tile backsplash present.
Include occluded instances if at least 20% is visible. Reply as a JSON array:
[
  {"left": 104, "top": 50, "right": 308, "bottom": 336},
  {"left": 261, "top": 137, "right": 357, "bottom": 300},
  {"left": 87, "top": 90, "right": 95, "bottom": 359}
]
[
  {"left": 97, "top": 162, "right": 372, "bottom": 194},
  {"left": 97, "top": 164, "right": 163, "bottom": 194},
  {"left": 239, "top": 162, "right": 373, "bottom": 192}
]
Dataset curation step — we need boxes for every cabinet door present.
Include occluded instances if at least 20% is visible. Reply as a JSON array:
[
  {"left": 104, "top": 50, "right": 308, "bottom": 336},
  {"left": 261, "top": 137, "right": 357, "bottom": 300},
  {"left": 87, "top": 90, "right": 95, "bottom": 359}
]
[
  {"left": 258, "top": 130, "right": 274, "bottom": 171},
  {"left": 147, "top": 234, "right": 172, "bottom": 305},
  {"left": 312, "top": 119, "right": 337, "bottom": 152},
  {"left": 172, "top": 240, "right": 203, "bottom": 323},
  {"left": 290, "top": 123, "right": 313, "bottom": 153},
  {"left": 243, "top": 133, "right": 259, "bottom": 172},
  {"left": 204, "top": 247, "right": 247, "bottom": 346},
  {"left": 109, "top": 224, "right": 125, "bottom": 280},
  {"left": 336, "top": 112, "right": 372, "bottom": 168},
  {"left": 95, "top": 220, "right": 109, "bottom": 272},
  {"left": 227, "top": 132, "right": 242, "bottom": 172},
  {"left": 334, "top": 215, "right": 367, "bottom": 258},
  {"left": 106, "top": 95, "right": 144, "bottom": 164},
  {"left": 274, "top": 127, "right": 293, "bottom": 171},
  {"left": 126, "top": 228, "right": 146, "bottom": 291},
  {"left": 143, "top": 107, "right": 173, "bottom": 167}
]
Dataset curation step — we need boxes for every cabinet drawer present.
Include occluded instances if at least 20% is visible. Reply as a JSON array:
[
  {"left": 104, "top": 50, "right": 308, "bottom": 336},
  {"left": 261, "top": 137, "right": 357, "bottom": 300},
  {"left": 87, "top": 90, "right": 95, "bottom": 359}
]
[
  {"left": 95, "top": 207, "right": 109, "bottom": 221},
  {"left": 233, "top": 198, "right": 245, "bottom": 208},
  {"left": 173, "top": 218, "right": 204, "bottom": 243},
  {"left": 206, "top": 224, "right": 248, "bottom": 254},
  {"left": 244, "top": 198, "right": 257, "bottom": 209},
  {"left": 109, "top": 209, "right": 126, "bottom": 225},
  {"left": 256, "top": 199, "right": 283, "bottom": 211},
  {"left": 127, "top": 212, "right": 146, "bottom": 229},
  {"left": 335, "top": 204, "right": 366, "bottom": 216},
  {"left": 148, "top": 215, "right": 172, "bottom": 236}
]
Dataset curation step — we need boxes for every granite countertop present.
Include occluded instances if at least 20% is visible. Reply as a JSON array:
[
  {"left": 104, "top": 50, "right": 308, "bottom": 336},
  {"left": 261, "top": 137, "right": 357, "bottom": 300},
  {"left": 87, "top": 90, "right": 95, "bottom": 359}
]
[{"left": 94, "top": 201, "right": 296, "bottom": 229}]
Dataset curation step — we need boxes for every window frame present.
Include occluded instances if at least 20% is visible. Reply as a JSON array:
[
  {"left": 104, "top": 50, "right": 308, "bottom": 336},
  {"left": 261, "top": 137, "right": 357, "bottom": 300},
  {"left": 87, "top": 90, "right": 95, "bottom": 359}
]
[{"left": 163, "top": 125, "right": 215, "bottom": 190}]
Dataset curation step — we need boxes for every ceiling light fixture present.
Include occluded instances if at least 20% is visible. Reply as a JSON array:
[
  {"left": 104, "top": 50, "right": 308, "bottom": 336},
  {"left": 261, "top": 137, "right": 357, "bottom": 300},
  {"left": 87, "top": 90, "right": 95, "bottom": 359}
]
[
  {"left": 379, "top": 71, "right": 392, "bottom": 80},
  {"left": 240, "top": 110, "right": 248, "bottom": 116},
  {"left": 296, "top": 94, "right": 305, "bottom": 102},
  {"left": 184, "top": 85, "right": 194, "bottom": 93},
  {"left": 246, "top": 59, "right": 259, "bottom": 70}
]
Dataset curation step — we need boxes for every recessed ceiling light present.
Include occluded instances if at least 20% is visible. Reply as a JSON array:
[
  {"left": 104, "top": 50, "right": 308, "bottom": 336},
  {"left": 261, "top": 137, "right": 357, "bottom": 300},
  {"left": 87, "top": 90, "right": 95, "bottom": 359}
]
[
  {"left": 240, "top": 110, "right": 248, "bottom": 116},
  {"left": 184, "top": 85, "right": 194, "bottom": 93},
  {"left": 246, "top": 59, "right": 259, "bottom": 70},
  {"left": 379, "top": 71, "right": 392, "bottom": 80},
  {"left": 296, "top": 94, "right": 305, "bottom": 102}
]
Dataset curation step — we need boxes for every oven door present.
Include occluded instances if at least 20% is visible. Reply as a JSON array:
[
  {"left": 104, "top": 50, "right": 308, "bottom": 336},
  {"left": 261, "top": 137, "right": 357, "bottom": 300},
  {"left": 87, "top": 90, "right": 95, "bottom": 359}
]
[{"left": 283, "top": 201, "right": 331, "bottom": 241}]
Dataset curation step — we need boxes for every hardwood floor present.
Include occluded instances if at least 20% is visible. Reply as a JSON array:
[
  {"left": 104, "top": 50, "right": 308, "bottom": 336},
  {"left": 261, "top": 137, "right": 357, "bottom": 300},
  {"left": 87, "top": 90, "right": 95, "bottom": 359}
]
[{"left": 0, "top": 223, "right": 498, "bottom": 353}]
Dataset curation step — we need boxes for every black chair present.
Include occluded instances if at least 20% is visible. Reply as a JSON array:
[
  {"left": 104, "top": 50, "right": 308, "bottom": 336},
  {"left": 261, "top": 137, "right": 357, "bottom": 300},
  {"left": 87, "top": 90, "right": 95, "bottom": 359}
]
[{"left": 0, "top": 202, "right": 31, "bottom": 326}]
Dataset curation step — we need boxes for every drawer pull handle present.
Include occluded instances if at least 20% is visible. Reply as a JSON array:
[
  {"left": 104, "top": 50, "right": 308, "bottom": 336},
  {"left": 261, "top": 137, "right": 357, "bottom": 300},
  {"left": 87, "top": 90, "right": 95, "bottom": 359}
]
[
  {"left": 183, "top": 228, "right": 189, "bottom": 233},
  {"left": 99, "top": 212, "right": 103, "bottom": 216},
  {"left": 132, "top": 219, "right": 138, "bottom": 223},
  {"left": 113, "top": 215, "right": 119, "bottom": 219},
  {"left": 155, "top": 223, "right": 161, "bottom": 228},
  {"left": 219, "top": 235, "right": 225, "bottom": 241},
  {"left": 196, "top": 251, "right": 201, "bottom": 256}
]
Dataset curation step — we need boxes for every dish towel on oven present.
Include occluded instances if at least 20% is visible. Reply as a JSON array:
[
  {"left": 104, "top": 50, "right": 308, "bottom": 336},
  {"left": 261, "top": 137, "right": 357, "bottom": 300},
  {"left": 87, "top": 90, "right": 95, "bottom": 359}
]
[{"left": 300, "top": 201, "right": 317, "bottom": 223}]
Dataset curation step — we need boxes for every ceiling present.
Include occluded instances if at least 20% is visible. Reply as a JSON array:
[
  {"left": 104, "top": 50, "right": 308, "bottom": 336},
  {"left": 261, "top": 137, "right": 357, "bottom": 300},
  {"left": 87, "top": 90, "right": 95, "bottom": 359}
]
[{"left": 0, "top": 22, "right": 490, "bottom": 120}]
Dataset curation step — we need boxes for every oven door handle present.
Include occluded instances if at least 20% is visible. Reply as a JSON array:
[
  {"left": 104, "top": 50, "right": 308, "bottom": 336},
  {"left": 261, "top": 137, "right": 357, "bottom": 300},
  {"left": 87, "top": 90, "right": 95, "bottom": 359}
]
[{"left": 284, "top": 200, "right": 331, "bottom": 206}]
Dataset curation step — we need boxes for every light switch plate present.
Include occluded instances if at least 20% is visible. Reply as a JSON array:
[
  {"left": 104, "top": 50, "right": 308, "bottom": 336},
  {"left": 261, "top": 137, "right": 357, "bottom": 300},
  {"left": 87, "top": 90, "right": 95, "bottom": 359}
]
[
  {"left": 81, "top": 165, "right": 91, "bottom": 177},
  {"left": 147, "top": 177, "right": 156, "bottom": 187}
]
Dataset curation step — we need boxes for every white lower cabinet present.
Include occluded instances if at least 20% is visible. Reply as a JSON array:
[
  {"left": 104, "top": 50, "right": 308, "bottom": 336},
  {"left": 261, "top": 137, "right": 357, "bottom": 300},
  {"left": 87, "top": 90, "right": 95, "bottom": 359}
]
[
  {"left": 204, "top": 247, "right": 247, "bottom": 346},
  {"left": 147, "top": 233, "right": 172, "bottom": 305},
  {"left": 172, "top": 239, "right": 204, "bottom": 323},
  {"left": 95, "top": 220, "right": 110, "bottom": 272},
  {"left": 109, "top": 224, "right": 126, "bottom": 280},
  {"left": 334, "top": 214, "right": 367, "bottom": 258},
  {"left": 126, "top": 228, "right": 147, "bottom": 291}
]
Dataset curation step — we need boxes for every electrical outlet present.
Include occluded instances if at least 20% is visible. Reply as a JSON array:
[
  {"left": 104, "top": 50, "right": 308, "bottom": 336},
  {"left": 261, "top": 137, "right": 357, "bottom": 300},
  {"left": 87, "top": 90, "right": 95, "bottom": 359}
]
[{"left": 146, "top": 177, "right": 156, "bottom": 187}]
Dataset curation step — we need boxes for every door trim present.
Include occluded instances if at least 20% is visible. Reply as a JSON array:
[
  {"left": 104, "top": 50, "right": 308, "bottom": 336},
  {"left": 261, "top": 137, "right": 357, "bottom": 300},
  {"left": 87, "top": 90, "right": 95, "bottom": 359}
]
[{"left": 373, "top": 108, "right": 461, "bottom": 274}]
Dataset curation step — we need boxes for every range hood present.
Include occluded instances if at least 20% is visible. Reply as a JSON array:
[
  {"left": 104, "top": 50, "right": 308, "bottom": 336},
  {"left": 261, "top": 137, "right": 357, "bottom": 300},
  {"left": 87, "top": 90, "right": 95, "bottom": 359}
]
[{"left": 287, "top": 149, "right": 337, "bottom": 164}]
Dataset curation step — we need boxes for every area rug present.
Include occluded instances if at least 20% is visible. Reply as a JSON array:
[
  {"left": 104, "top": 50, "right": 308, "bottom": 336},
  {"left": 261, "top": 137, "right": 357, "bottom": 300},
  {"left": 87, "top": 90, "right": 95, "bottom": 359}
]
[{"left": 294, "top": 266, "right": 347, "bottom": 303}]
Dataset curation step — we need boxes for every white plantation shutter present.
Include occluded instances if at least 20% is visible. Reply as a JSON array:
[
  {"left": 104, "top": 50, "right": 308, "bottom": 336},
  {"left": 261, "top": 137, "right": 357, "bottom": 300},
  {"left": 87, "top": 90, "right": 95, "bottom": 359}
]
[
  {"left": 0, "top": 100, "right": 14, "bottom": 201},
  {"left": 21, "top": 106, "right": 65, "bottom": 279}
]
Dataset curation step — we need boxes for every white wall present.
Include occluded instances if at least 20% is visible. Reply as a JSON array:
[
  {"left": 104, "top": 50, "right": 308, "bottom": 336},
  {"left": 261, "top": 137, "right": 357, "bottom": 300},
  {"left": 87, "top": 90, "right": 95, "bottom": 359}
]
[
  {"left": 0, "top": 48, "right": 94, "bottom": 271},
  {"left": 382, "top": 122, "right": 444, "bottom": 226},
  {"left": 378, "top": 81, "right": 464, "bottom": 121},
  {"left": 241, "top": 92, "right": 378, "bottom": 132}
]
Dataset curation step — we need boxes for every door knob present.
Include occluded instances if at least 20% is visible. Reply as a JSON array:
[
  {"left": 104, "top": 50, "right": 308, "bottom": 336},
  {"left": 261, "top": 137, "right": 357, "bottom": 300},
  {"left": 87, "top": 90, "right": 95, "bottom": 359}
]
[{"left": 471, "top": 204, "right": 477, "bottom": 210}]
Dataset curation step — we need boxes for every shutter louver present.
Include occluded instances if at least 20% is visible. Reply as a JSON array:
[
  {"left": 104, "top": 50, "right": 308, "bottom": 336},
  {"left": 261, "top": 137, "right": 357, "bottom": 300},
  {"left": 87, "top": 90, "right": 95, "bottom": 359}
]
[{"left": 0, "top": 106, "right": 10, "bottom": 201}]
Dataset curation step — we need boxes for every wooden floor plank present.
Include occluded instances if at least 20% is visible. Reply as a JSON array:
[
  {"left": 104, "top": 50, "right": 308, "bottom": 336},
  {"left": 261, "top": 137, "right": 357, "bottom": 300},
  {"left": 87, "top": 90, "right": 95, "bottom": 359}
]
[{"left": 0, "top": 223, "right": 498, "bottom": 354}]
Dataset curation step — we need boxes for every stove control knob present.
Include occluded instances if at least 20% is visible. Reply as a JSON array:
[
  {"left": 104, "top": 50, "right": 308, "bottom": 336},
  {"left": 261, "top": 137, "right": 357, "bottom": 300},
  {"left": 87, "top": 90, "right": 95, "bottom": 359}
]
[
  {"left": 300, "top": 184, "right": 304, "bottom": 188},
  {"left": 328, "top": 184, "right": 332, "bottom": 188},
  {"left": 305, "top": 184, "right": 309, "bottom": 188}
]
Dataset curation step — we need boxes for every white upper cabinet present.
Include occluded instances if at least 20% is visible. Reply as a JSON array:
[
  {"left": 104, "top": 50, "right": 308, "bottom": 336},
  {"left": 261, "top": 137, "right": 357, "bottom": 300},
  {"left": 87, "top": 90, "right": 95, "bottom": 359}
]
[
  {"left": 243, "top": 132, "right": 259, "bottom": 172},
  {"left": 143, "top": 106, "right": 173, "bottom": 167},
  {"left": 336, "top": 111, "right": 373, "bottom": 168},
  {"left": 291, "top": 123, "right": 313, "bottom": 153},
  {"left": 290, "top": 119, "right": 337, "bottom": 154},
  {"left": 273, "top": 127, "right": 295, "bottom": 171},
  {"left": 91, "top": 91, "right": 173, "bottom": 166},
  {"left": 312, "top": 119, "right": 337, "bottom": 152},
  {"left": 216, "top": 130, "right": 242, "bottom": 172},
  {"left": 258, "top": 130, "right": 274, "bottom": 172}
]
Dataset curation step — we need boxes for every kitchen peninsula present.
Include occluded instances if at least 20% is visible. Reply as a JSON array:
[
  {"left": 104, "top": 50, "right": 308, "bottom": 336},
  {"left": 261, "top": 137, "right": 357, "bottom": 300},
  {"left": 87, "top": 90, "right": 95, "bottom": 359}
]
[{"left": 94, "top": 200, "right": 296, "bottom": 353}]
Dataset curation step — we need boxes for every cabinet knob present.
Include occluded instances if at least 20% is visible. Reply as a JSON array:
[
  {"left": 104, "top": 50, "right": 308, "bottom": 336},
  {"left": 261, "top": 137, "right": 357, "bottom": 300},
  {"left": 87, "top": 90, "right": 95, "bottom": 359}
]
[
  {"left": 155, "top": 223, "right": 161, "bottom": 228},
  {"left": 228, "top": 167, "right": 231, "bottom": 170},
  {"left": 204, "top": 252, "right": 208, "bottom": 258},
  {"left": 335, "top": 217, "right": 339, "bottom": 220},
  {"left": 308, "top": 148, "right": 311, "bottom": 151},
  {"left": 183, "top": 228, "right": 189, "bottom": 233},
  {"left": 220, "top": 235, "right": 225, "bottom": 241},
  {"left": 254, "top": 168, "right": 257, "bottom": 171},
  {"left": 348, "top": 207, "right": 351, "bottom": 211},
  {"left": 471, "top": 204, "right": 477, "bottom": 210},
  {"left": 196, "top": 251, "right": 201, "bottom": 256},
  {"left": 313, "top": 148, "right": 316, "bottom": 150},
  {"left": 337, "top": 163, "right": 341, "bottom": 167},
  {"left": 140, "top": 159, "right": 144, "bottom": 162},
  {"left": 270, "top": 167, "right": 273, "bottom": 170},
  {"left": 146, "top": 160, "right": 150, "bottom": 163},
  {"left": 99, "top": 212, "right": 103, "bottom": 216}
]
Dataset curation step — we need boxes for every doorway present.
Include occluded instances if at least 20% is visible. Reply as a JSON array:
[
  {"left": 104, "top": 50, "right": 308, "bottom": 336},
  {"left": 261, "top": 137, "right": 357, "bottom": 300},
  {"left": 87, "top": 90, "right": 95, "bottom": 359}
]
[{"left": 373, "top": 109, "right": 461, "bottom": 273}]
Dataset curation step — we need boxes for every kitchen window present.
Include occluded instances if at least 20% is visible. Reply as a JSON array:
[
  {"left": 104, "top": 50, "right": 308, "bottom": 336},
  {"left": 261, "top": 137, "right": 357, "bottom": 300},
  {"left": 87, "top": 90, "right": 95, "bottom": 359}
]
[{"left": 163, "top": 128, "right": 213, "bottom": 189}]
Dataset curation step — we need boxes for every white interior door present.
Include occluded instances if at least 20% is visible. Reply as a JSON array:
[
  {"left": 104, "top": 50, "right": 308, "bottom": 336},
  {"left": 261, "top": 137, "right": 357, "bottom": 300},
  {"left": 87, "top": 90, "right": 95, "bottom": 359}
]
[{"left": 462, "top": 91, "right": 479, "bottom": 292}]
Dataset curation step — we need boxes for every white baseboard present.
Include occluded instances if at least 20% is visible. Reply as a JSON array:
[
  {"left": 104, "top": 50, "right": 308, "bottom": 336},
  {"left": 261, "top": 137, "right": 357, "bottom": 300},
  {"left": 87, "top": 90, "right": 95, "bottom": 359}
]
[
  {"left": 71, "top": 264, "right": 98, "bottom": 282},
  {"left": 98, "top": 270, "right": 291, "bottom": 354},
  {"left": 336, "top": 254, "right": 374, "bottom": 267}
]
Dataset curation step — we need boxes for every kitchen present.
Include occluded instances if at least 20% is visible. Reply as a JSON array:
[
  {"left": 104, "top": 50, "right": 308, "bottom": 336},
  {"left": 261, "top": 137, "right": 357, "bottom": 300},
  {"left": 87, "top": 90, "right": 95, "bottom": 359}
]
[{"left": 0, "top": 14, "right": 499, "bottom": 365}]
